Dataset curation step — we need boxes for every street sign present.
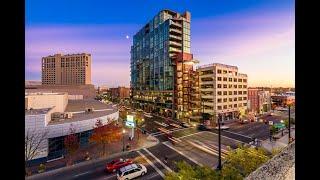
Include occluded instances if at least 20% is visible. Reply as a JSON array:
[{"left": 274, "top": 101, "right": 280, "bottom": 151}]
[
  {"left": 125, "top": 121, "right": 135, "bottom": 128},
  {"left": 274, "top": 123, "right": 285, "bottom": 129},
  {"left": 269, "top": 121, "right": 273, "bottom": 125}
]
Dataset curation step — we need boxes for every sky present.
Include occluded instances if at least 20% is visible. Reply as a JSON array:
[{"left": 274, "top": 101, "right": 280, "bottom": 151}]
[{"left": 26, "top": 0, "right": 295, "bottom": 88}]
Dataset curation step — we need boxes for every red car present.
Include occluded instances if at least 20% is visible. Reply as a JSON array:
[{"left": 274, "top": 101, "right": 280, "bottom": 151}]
[{"left": 106, "top": 158, "right": 133, "bottom": 172}]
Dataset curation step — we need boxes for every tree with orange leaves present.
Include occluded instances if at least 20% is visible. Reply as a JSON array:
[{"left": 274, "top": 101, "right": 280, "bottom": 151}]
[
  {"left": 64, "top": 124, "right": 79, "bottom": 165},
  {"left": 89, "top": 119, "right": 121, "bottom": 157}
]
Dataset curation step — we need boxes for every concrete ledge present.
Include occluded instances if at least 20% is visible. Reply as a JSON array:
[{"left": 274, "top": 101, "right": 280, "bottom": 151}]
[{"left": 245, "top": 141, "right": 295, "bottom": 180}]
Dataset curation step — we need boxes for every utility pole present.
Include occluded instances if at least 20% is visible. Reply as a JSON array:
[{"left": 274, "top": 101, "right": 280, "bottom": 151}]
[
  {"left": 217, "top": 113, "right": 222, "bottom": 170},
  {"left": 288, "top": 104, "right": 291, "bottom": 143}
]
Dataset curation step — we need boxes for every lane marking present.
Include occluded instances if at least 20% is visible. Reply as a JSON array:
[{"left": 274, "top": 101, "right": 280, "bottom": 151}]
[
  {"left": 223, "top": 130, "right": 253, "bottom": 139},
  {"left": 176, "top": 131, "right": 204, "bottom": 139},
  {"left": 162, "top": 141, "right": 203, "bottom": 167},
  {"left": 137, "top": 150, "right": 165, "bottom": 178},
  {"left": 143, "top": 148, "right": 173, "bottom": 173},
  {"left": 152, "top": 127, "right": 191, "bottom": 136},
  {"left": 73, "top": 170, "right": 92, "bottom": 177},
  {"left": 206, "top": 131, "right": 247, "bottom": 144}
]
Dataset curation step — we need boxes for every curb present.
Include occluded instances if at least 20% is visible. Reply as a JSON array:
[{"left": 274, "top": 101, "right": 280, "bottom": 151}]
[{"left": 26, "top": 136, "right": 159, "bottom": 179}]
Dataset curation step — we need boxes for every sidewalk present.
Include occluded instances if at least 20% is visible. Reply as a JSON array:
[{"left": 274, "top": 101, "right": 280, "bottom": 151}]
[
  {"left": 261, "top": 128, "right": 295, "bottom": 152},
  {"left": 27, "top": 125, "right": 159, "bottom": 176}
]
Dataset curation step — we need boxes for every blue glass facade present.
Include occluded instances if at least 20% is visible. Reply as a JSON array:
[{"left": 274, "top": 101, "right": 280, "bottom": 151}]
[{"left": 130, "top": 10, "right": 198, "bottom": 120}]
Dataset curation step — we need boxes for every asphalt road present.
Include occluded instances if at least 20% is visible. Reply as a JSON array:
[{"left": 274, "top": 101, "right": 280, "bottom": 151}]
[{"left": 226, "top": 115, "right": 285, "bottom": 140}]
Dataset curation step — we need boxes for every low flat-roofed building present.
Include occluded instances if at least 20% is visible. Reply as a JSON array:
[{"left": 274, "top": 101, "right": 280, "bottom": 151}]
[{"left": 25, "top": 94, "right": 119, "bottom": 163}]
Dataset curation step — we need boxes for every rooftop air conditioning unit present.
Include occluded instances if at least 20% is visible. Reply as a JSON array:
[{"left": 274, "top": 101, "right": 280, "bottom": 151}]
[
  {"left": 86, "top": 108, "right": 94, "bottom": 113},
  {"left": 64, "top": 112, "right": 73, "bottom": 119}
]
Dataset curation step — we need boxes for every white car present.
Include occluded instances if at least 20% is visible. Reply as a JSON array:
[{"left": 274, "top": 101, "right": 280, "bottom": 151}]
[{"left": 117, "top": 163, "right": 147, "bottom": 180}]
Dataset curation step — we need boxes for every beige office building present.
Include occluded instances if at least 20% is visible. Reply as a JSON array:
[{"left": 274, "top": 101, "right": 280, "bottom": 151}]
[
  {"left": 197, "top": 63, "right": 248, "bottom": 122},
  {"left": 42, "top": 53, "right": 92, "bottom": 85}
]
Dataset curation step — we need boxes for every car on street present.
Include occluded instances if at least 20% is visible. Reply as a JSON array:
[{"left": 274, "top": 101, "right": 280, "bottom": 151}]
[
  {"left": 117, "top": 163, "right": 147, "bottom": 180},
  {"left": 106, "top": 158, "right": 133, "bottom": 173},
  {"left": 240, "top": 119, "right": 249, "bottom": 124},
  {"left": 214, "top": 125, "right": 230, "bottom": 130},
  {"left": 197, "top": 124, "right": 209, "bottom": 131}
]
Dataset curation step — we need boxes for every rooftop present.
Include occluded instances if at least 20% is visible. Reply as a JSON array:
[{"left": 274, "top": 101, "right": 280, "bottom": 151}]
[
  {"left": 65, "top": 99, "right": 113, "bottom": 112},
  {"left": 25, "top": 108, "right": 53, "bottom": 115},
  {"left": 197, "top": 63, "right": 238, "bottom": 70},
  {"left": 48, "top": 108, "right": 118, "bottom": 125}
]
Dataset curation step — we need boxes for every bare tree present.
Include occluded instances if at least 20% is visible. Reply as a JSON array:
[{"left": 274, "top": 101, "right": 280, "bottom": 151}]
[{"left": 25, "top": 129, "right": 49, "bottom": 175}]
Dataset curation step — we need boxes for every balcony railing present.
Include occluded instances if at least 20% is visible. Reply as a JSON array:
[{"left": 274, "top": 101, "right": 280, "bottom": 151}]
[
  {"left": 169, "top": 34, "right": 182, "bottom": 41},
  {"left": 170, "top": 28, "right": 182, "bottom": 34}
]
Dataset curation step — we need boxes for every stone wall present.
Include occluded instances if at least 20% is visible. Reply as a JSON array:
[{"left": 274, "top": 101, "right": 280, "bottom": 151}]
[{"left": 245, "top": 141, "right": 295, "bottom": 180}]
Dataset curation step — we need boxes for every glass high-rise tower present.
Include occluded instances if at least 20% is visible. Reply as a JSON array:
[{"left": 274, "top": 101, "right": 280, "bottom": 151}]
[{"left": 130, "top": 9, "right": 200, "bottom": 121}]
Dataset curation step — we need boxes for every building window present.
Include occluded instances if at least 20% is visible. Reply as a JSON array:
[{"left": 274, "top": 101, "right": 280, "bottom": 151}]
[
  {"left": 223, "top": 105, "right": 227, "bottom": 109},
  {"left": 244, "top": 103, "right": 247, "bottom": 106},
  {"left": 239, "top": 85, "right": 242, "bottom": 88},
  {"left": 223, "top": 77, "right": 227, "bottom": 81},
  {"left": 229, "top": 84, "right": 232, "bottom": 88},
  {"left": 218, "top": 84, "right": 222, "bottom": 88},
  {"left": 217, "top": 77, "right": 222, "bottom": 81},
  {"left": 234, "top": 97, "right": 237, "bottom": 101},
  {"left": 234, "top": 78, "right": 237, "bottom": 82},
  {"left": 234, "top": 91, "right": 237, "bottom": 95},
  {"left": 238, "top": 97, "right": 243, "bottom": 101},
  {"left": 243, "top": 79, "right": 247, "bottom": 83},
  {"left": 243, "top": 97, "right": 247, "bottom": 100},
  {"left": 229, "top": 98, "right": 232, "bottom": 102},
  {"left": 218, "top": 106, "right": 222, "bottom": 110},
  {"left": 243, "top": 91, "right": 247, "bottom": 94},
  {"left": 238, "top": 78, "right": 242, "bottom": 82},
  {"left": 218, "top": 98, "right": 222, "bottom": 103},
  {"left": 223, "top": 91, "right": 227, "bottom": 95},
  {"left": 223, "top": 70, "right": 227, "bottom": 74},
  {"left": 239, "top": 91, "right": 242, "bottom": 95},
  {"left": 229, "top": 105, "right": 233, "bottom": 108},
  {"left": 223, "top": 84, "right": 227, "bottom": 88},
  {"left": 217, "top": 70, "right": 222, "bottom": 74},
  {"left": 223, "top": 98, "right": 227, "bottom": 102},
  {"left": 234, "top": 85, "right": 237, "bottom": 88},
  {"left": 217, "top": 91, "right": 222, "bottom": 95},
  {"left": 234, "top": 104, "right": 237, "bottom": 108},
  {"left": 229, "top": 91, "right": 232, "bottom": 95},
  {"left": 229, "top": 78, "right": 232, "bottom": 82}
]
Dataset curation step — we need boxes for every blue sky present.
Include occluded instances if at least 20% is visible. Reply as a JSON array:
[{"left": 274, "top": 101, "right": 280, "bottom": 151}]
[{"left": 26, "top": 0, "right": 295, "bottom": 87}]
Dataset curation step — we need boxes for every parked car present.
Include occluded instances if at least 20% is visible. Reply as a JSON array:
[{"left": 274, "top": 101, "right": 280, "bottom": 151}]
[
  {"left": 197, "top": 124, "right": 209, "bottom": 131},
  {"left": 117, "top": 163, "right": 147, "bottom": 180},
  {"left": 106, "top": 158, "right": 133, "bottom": 173}
]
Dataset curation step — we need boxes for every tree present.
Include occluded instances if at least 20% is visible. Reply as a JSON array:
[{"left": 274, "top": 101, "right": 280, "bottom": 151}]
[
  {"left": 165, "top": 161, "right": 220, "bottom": 180},
  {"left": 165, "top": 146, "right": 269, "bottom": 180},
  {"left": 64, "top": 124, "right": 79, "bottom": 166},
  {"left": 25, "top": 129, "right": 48, "bottom": 176},
  {"left": 89, "top": 119, "right": 121, "bottom": 157},
  {"left": 222, "top": 145, "right": 269, "bottom": 178}
]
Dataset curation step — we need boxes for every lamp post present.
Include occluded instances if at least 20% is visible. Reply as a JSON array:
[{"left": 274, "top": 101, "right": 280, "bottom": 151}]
[
  {"left": 280, "top": 120, "right": 284, "bottom": 136},
  {"left": 217, "top": 112, "right": 222, "bottom": 170},
  {"left": 122, "top": 129, "right": 126, "bottom": 152},
  {"left": 288, "top": 104, "right": 291, "bottom": 143}
]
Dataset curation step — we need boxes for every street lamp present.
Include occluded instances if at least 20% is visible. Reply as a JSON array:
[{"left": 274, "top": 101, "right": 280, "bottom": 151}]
[
  {"left": 280, "top": 120, "right": 284, "bottom": 136},
  {"left": 288, "top": 103, "right": 292, "bottom": 143},
  {"left": 217, "top": 112, "right": 222, "bottom": 170},
  {"left": 122, "top": 129, "right": 126, "bottom": 152}
]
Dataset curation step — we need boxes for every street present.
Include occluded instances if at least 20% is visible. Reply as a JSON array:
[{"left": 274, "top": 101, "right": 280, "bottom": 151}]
[{"left": 28, "top": 109, "right": 294, "bottom": 180}]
